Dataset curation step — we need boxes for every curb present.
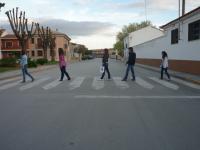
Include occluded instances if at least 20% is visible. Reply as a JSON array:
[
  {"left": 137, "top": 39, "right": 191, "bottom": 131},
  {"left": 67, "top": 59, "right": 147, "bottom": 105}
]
[
  {"left": 136, "top": 63, "right": 200, "bottom": 85},
  {"left": 0, "top": 65, "right": 56, "bottom": 81}
]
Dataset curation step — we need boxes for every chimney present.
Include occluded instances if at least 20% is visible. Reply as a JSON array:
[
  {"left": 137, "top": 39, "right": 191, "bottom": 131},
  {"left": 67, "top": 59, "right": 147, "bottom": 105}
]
[{"left": 182, "top": 0, "right": 185, "bottom": 16}]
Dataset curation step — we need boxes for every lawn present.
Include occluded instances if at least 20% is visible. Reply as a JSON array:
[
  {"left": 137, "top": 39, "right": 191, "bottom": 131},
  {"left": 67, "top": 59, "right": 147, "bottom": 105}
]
[{"left": 0, "top": 67, "right": 18, "bottom": 73}]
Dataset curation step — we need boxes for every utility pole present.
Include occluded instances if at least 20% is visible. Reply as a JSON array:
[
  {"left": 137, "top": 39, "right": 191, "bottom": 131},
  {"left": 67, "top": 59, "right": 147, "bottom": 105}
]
[{"left": 144, "top": 0, "right": 147, "bottom": 22}]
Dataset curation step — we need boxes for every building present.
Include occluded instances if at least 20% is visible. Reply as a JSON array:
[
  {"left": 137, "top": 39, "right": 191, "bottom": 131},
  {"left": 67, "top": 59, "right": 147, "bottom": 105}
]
[
  {"left": 91, "top": 48, "right": 114, "bottom": 58},
  {"left": 0, "top": 30, "right": 71, "bottom": 61},
  {"left": 124, "top": 7, "right": 200, "bottom": 75}
]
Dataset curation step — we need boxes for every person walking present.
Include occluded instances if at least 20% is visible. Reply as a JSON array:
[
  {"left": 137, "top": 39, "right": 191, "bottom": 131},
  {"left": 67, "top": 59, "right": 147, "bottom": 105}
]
[
  {"left": 20, "top": 51, "right": 34, "bottom": 83},
  {"left": 100, "top": 48, "right": 111, "bottom": 80},
  {"left": 160, "top": 51, "right": 170, "bottom": 81},
  {"left": 122, "top": 47, "right": 136, "bottom": 81},
  {"left": 58, "top": 48, "right": 71, "bottom": 81}
]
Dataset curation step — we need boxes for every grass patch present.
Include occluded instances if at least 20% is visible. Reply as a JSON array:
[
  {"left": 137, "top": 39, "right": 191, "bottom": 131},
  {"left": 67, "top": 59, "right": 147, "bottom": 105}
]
[{"left": 0, "top": 67, "right": 19, "bottom": 73}]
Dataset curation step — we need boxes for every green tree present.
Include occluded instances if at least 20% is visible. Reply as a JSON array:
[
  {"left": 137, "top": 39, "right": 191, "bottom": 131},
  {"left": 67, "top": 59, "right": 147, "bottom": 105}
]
[
  {"left": 74, "top": 45, "right": 88, "bottom": 61},
  {"left": 114, "top": 21, "right": 152, "bottom": 56}
]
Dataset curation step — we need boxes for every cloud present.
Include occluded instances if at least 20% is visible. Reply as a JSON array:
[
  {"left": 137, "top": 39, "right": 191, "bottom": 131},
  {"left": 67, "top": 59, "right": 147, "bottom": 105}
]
[
  {"left": 0, "top": 18, "right": 118, "bottom": 36},
  {"left": 104, "top": 1, "right": 144, "bottom": 10},
  {"left": 72, "top": 0, "right": 95, "bottom": 6}
]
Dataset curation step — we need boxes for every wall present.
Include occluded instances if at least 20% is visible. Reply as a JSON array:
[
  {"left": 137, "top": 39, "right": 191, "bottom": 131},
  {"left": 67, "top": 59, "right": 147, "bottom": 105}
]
[
  {"left": 129, "top": 26, "right": 164, "bottom": 47},
  {"left": 132, "top": 13, "right": 200, "bottom": 75}
]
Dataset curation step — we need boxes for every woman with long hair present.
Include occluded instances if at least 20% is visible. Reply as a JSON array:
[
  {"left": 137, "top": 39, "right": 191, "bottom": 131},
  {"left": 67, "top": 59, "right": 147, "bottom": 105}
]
[
  {"left": 160, "top": 51, "right": 170, "bottom": 81},
  {"left": 100, "top": 48, "right": 111, "bottom": 80},
  {"left": 58, "top": 48, "right": 71, "bottom": 81}
]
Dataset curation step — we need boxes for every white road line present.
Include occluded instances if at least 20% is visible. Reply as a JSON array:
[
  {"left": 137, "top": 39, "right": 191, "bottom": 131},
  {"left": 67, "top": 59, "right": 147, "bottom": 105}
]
[
  {"left": 149, "top": 77, "right": 179, "bottom": 90},
  {"left": 42, "top": 78, "right": 65, "bottom": 90},
  {"left": 69, "top": 77, "right": 85, "bottom": 90},
  {"left": 113, "top": 77, "right": 129, "bottom": 89},
  {"left": 75, "top": 95, "right": 200, "bottom": 99},
  {"left": 0, "top": 77, "right": 20, "bottom": 85},
  {"left": 92, "top": 77, "right": 104, "bottom": 90},
  {"left": 19, "top": 77, "right": 51, "bottom": 91},
  {"left": 172, "top": 77, "right": 200, "bottom": 90},
  {"left": 135, "top": 77, "right": 154, "bottom": 89},
  {"left": 0, "top": 80, "right": 21, "bottom": 91}
]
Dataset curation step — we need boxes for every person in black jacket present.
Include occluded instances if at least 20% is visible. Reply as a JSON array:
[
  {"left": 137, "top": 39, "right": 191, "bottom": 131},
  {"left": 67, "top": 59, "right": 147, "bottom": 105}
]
[
  {"left": 122, "top": 47, "right": 136, "bottom": 81},
  {"left": 100, "top": 48, "right": 111, "bottom": 79}
]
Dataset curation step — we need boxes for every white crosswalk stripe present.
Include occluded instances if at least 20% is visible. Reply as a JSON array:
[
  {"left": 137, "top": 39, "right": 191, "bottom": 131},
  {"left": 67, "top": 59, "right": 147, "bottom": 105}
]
[
  {"left": 149, "top": 77, "right": 179, "bottom": 90},
  {"left": 0, "top": 80, "right": 21, "bottom": 91},
  {"left": 113, "top": 77, "right": 129, "bottom": 89},
  {"left": 135, "top": 77, "right": 154, "bottom": 89},
  {"left": 0, "top": 77, "right": 20, "bottom": 85},
  {"left": 42, "top": 78, "right": 66, "bottom": 90},
  {"left": 172, "top": 77, "right": 200, "bottom": 90},
  {"left": 19, "top": 77, "right": 51, "bottom": 91},
  {"left": 69, "top": 77, "right": 85, "bottom": 90},
  {"left": 1, "top": 76, "right": 199, "bottom": 92},
  {"left": 92, "top": 77, "right": 104, "bottom": 90}
]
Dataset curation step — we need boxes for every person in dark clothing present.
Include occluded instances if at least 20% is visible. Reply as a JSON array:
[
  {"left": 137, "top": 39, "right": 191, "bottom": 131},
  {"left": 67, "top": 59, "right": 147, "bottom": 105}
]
[
  {"left": 100, "top": 48, "right": 111, "bottom": 80},
  {"left": 122, "top": 47, "right": 136, "bottom": 81}
]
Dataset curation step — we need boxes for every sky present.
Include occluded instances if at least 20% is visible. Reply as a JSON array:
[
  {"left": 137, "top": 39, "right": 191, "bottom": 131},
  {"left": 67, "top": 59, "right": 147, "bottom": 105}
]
[{"left": 0, "top": 0, "right": 199, "bottom": 49}]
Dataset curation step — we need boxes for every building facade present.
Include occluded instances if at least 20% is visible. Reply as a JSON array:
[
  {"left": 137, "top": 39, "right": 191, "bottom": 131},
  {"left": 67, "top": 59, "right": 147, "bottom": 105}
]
[
  {"left": 124, "top": 7, "right": 200, "bottom": 75},
  {"left": 0, "top": 30, "right": 71, "bottom": 61}
]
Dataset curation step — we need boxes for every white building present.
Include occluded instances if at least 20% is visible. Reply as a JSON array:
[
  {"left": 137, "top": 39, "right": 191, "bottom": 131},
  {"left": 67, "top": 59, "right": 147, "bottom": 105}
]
[{"left": 124, "top": 7, "right": 200, "bottom": 75}]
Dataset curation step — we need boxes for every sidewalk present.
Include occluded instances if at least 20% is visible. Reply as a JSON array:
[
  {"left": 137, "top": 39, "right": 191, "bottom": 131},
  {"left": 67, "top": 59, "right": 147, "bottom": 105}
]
[
  {"left": 136, "top": 63, "right": 200, "bottom": 85},
  {"left": 0, "top": 65, "right": 56, "bottom": 80}
]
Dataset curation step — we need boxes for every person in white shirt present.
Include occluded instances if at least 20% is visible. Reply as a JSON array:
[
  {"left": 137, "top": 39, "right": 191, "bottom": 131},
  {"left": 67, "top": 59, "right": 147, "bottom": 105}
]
[
  {"left": 160, "top": 51, "right": 170, "bottom": 81},
  {"left": 20, "top": 51, "right": 34, "bottom": 83}
]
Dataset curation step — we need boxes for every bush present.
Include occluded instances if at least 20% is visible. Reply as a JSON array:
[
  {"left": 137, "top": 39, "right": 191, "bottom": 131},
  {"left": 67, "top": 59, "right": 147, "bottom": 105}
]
[
  {"left": 28, "top": 58, "right": 37, "bottom": 68},
  {"left": 82, "top": 55, "right": 90, "bottom": 60},
  {"left": 36, "top": 58, "right": 48, "bottom": 65},
  {"left": 0, "top": 57, "right": 17, "bottom": 67}
]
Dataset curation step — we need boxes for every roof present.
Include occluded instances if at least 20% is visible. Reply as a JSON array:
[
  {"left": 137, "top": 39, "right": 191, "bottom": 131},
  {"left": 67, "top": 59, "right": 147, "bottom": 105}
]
[
  {"left": 160, "top": 6, "right": 200, "bottom": 29},
  {"left": 52, "top": 30, "right": 71, "bottom": 41},
  {"left": 1, "top": 34, "right": 17, "bottom": 39}
]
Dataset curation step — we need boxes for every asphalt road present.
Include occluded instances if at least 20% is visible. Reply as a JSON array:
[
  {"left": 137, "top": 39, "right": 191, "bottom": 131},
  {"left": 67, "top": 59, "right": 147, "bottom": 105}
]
[{"left": 0, "top": 58, "right": 200, "bottom": 150}]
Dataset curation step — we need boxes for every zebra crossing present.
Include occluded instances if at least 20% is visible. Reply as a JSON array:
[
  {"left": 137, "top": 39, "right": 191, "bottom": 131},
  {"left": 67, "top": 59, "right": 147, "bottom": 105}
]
[{"left": 0, "top": 76, "right": 200, "bottom": 92}]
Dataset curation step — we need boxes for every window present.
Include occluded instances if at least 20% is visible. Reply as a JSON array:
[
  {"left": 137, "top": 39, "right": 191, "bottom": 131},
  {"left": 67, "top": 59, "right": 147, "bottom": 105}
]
[
  {"left": 31, "top": 38, "right": 34, "bottom": 44},
  {"left": 37, "top": 38, "right": 42, "bottom": 48},
  {"left": 5, "top": 41, "right": 13, "bottom": 48},
  {"left": 64, "top": 44, "right": 68, "bottom": 49},
  {"left": 32, "top": 51, "right": 35, "bottom": 56},
  {"left": 188, "top": 19, "right": 200, "bottom": 41},
  {"left": 171, "top": 28, "right": 178, "bottom": 44},
  {"left": 37, "top": 50, "right": 43, "bottom": 56}
]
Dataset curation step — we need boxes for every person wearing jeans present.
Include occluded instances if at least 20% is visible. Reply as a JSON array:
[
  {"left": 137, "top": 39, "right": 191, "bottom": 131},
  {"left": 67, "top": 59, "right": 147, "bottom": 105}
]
[
  {"left": 58, "top": 48, "right": 71, "bottom": 81},
  {"left": 122, "top": 47, "right": 136, "bottom": 81},
  {"left": 20, "top": 51, "right": 34, "bottom": 83},
  {"left": 100, "top": 48, "right": 111, "bottom": 80},
  {"left": 160, "top": 51, "right": 170, "bottom": 80}
]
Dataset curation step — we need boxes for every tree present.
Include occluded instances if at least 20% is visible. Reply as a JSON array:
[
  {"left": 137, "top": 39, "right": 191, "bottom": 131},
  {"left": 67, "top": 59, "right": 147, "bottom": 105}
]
[
  {"left": 113, "top": 41, "right": 124, "bottom": 57},
  {"left": 5, "top": 7, "right": 36, "bottom": 53},
  {"left": 114, "top": 21, "right": 152, "bottom": 56},
  {"left": 36, "top": 23, "right": 51, "bottom": 59},
  {"left": 49, "top": 31, "right": 56, "bottom": 61},
  {"left": 0, "top": 3, "right": 5, "bottom": 11},
  {"left": 74, "top": 45, "right": 88, "bottom": 61}
]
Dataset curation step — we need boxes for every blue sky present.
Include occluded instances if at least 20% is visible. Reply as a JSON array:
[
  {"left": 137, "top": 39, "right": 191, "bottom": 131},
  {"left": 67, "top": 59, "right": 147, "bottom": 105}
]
[{"left": 0, "top": 0, "right": 199, "bottom": 49}]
